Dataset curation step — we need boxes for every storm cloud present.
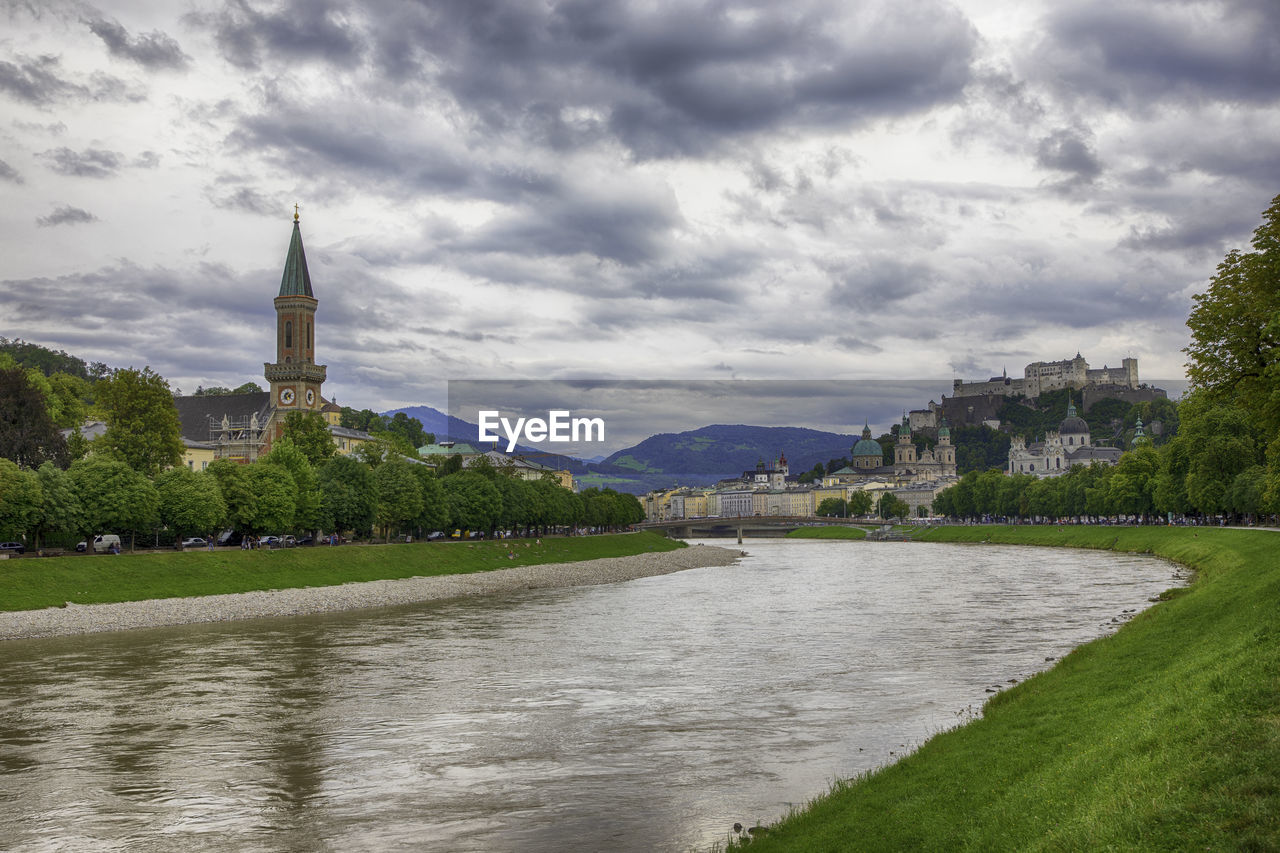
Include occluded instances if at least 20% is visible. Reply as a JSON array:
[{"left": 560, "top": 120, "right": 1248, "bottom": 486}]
[{"left": 1, "top": 0, "right": 1277, "bottom": 411}]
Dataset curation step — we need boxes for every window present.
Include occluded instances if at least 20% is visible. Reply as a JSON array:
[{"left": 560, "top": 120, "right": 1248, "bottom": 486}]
[
  {"left": 285, "top": 321, "right": 293, "bottom": 348},
  {"left": 307, "top": 322, "right": 312, "bottom": 349}
]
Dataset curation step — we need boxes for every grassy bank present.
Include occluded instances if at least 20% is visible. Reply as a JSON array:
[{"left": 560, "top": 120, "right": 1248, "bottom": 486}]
[
  {"left": 0, "top": 532, "right": 683, "bottom": 613},
  {"left": 785, "top": 526, "right": 869, "bottom": 540},
  {"left": 736, "top": 526, "right": 1279, "bottom": 851}
]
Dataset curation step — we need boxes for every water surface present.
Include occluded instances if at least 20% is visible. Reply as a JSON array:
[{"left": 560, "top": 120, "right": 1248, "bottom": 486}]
[{"left": 0, "top": 540, "right": 1181, "bottom": 852}]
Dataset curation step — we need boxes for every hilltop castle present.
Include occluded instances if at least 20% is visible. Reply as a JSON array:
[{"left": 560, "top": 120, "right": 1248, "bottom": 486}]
[{"left": 953, "top": 353, "right": 1138, "bottom": 399}]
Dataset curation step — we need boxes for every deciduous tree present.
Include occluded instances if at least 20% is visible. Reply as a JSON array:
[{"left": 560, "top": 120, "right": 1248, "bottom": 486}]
[
  {"left": 68, "top": 455, "right": 159, "bottom": 552},
  {"left": 245, "top": 463, "right": 296, "bottom": 534},
  {"left": 317, "top": 455, "right": 377, "bottom": 537},
  {"left": 281, "top": 410, "right": 336, "bottom": 465},
  {"left": 96, "top": 367, "right": 184, "bottom": 477},
  {"left": 374, "top": 456, "right": 424, "bottom": 538},
  {"left": 156, "top": 468, "right": 226, "bottom": 543},
  {"left": 0, "top": 367, "right": 68, "bottom": 468},
  {"left": 0, "top": 459, "right": 43, "bottom": 540}
]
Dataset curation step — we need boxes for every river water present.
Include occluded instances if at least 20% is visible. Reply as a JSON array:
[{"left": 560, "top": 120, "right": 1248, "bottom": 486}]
[{"left": 0, "top": 540, "right": 1181, "bottom": 852}]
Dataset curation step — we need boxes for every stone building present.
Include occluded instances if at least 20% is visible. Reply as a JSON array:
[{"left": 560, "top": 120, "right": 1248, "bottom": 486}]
[
  {"left": 952, "top": 353, "right": 1140, "bottom": 400},
  {"left": 1006, "top": 395, "right": 1122, "bottom": 478}
]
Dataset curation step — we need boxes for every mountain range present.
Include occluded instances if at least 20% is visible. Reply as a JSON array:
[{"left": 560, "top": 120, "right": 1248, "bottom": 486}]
[{"left": 386, "top": 406, "right": 860, "bottom": 494}]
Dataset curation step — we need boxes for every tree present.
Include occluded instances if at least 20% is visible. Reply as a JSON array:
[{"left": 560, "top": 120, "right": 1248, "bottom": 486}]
[
  {"left": 45, "top": 372, "right": 92, "bottom": 429},
  {"left": 1107, "top": 447, "right": 1160, "bottom": 522},
  {"left": 245, "top": 463, "right": 297, "bottom": 534},
  {"left": 495, "top": 475, "right": 535, "bottom": 532},
  {"left": 378, "top": 412, "right": 431, "bottom": 455},
  {"left": 317, "top": 455, "right": 377, "bottom": 537},
  {"left": 68, "top": 455, "right": 159, "bottom": 552},
  {"left": 1185, "top": 192, "right": 1280, "bottom": 427},
  {"left": 207, "top": 459, "right": 257, "bottom": 533},
  {"left": 0, "top": 459, "right": 43, "bottom": 540},
  {"left": 262, "top": 436, "right": 324, "bottom": 533},
  {"left": 374, "top": 456, "right": 424, "bottom": 538},
  {"left": 441, "top": 470, "right": 503, "bottom": 532},
  {"left": 96, "top": 367, "right": 184, "bottom": 477},
  {"left": 846, "top": 490, "right": 873, "bottom": 517},
  {"left": 340, "top": 407, "right": 383, "bottom": 431},
  {"left": 1227, "top": 465, "right": 1267, "bottom": 521},
  {"left": 412, "top": 466, "right": 450, "bottom": 535},
  {"left": 281, "top": 410, "right": 336, "bottom": 464},
  {"left": 816, "top": 497, "right": 847, "bottom": 517},
  {"left": 877, "top": 492, "right": 909, "bottom": 520},
  {"left": 156, "top": 468, "right": 226, "bottom": 543},
  {"left": 1175, "top": 395, "right": 1261, "bottom": 516},
  {"left": 33, "top": 461, "right": 80, "bottom": 546},
  {"left": 0, "top": 367, "right": 68, "bottom": 468}
]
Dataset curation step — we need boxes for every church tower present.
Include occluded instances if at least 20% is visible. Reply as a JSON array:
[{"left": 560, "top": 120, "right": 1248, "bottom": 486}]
[
  {"left": 894, "top": 413, "right": 917, "bottom": 467},
  {"left": 264, "top": 210, "right": 327, "bottom": 418}
]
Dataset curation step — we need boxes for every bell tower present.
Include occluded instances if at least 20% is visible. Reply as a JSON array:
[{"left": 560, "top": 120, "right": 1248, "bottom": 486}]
[{"left": 265, "top": 208, "right": 326, "bottom": 416}]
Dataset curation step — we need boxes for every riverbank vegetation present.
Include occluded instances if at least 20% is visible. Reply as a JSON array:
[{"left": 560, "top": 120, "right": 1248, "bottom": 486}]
[
  {"left": 0, "top": 531, "right": 681, "bottom": 612},
  {"left": 784, "top": 526, "right": 868, "bottom": 540},
  {"left": 733, "top": 525, "right": 1279, "bottom": 850}
]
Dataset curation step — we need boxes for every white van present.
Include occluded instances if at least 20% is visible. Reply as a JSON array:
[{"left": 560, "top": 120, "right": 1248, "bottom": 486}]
[{"left": 76, "top": 534, "right": 122, "bottom": 553}]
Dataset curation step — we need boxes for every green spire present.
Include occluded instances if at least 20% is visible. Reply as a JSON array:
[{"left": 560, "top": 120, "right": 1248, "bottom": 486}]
[
  {"left": 279, "top": 215, "right": 314, "bottom": 298},
  {"left": 1066, "top": 391, "right": 1077, "bottom": 419}
]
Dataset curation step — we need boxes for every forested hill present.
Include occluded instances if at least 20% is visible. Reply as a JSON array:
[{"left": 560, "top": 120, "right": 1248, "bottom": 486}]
[{"left": 603, "top": 424, "right": 858, "bottom": 478}]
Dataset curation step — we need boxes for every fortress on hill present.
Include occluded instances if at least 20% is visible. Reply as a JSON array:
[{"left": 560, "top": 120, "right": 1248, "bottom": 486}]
[
  {"left": 909, "top": 353, "right": 1167, "bottom": 431},
  {"left": 952, "top": 354, "right": 1138, "bottom": 399}
]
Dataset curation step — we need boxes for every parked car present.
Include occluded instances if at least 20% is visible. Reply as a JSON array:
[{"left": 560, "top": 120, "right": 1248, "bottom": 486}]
[
  {"left": 295, "top": 535, "right": 314, "bottom": 546},
  {"left": 260, "top": 535, "right": 282, "bottom": 548},
  {"left": 75, "top": 534, "right": 122, "bottom": 553},
  {"left": 181, "top": 537, "right": 207, "bottom": 548},
  {"left": 0, "top": 542, "right": 25, "bottom": 555},
  {"left": 281, "top": 535, "right": 297, "bottom": 548}
]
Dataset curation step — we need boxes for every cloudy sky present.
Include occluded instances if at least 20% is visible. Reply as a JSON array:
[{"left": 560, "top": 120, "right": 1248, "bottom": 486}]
[{"left": 2, "top": 0, "right": 1276, "bottom": 422}]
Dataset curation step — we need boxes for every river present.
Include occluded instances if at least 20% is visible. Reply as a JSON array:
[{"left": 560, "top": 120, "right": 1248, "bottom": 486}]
[{"left": 0, "top": 540, "right": 1182, "bottom": 852}]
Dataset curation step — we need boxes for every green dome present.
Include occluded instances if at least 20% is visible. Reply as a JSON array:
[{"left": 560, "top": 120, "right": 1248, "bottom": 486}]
[{"left": 852, "top": 437, "right": 883, "bottom": 458}]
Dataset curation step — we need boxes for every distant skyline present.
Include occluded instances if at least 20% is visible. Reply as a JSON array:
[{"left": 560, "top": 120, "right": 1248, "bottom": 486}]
[{"left": 3, "top": 0, "right": 1277, "bottom": 412}]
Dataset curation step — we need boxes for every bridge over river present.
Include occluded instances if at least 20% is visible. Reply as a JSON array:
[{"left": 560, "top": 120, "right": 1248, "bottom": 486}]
[{"left": 638, "top": 516, "right": 875, "bottom": 539}]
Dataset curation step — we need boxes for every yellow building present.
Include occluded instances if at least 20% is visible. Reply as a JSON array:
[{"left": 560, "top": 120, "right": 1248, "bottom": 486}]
[{"left": 182, "top": 438, "right": 217, "bottom": 472}]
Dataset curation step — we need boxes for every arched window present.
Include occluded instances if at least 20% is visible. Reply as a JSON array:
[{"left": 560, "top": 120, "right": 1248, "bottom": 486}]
[
  {"left": 307, "top": 322, "right": 312, "bottom": 349},
  {"left": 285, "top": 321, "right": 293, "bottom": 349}
]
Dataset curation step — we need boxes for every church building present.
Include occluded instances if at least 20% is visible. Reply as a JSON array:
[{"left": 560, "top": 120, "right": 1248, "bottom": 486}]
[
  {"left": 1006, "top": 394, "right": 1121, "bottom": 478},
  {"left": 827, "top": 416, "right": 957, "bottom": 487},
  {"left": 174, "top": 212, "right": 370, "bottom": 464}
]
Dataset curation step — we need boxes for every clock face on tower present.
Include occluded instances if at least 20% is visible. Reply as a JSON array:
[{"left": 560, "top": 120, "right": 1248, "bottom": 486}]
[
  {"left": 306, "top": 389, "right": 315, "bottom": 406},
  {"left": 279, "top": 387, "right": 295, "bottom": 406}
]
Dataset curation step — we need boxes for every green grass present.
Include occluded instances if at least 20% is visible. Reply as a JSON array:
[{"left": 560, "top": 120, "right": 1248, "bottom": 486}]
[
  {"left": 0, "top": 532, "right": 683, "bottom": 612},
  {"left": 736, "top": 525, "right": 1280, "bottom": 851},
  {"left": 785, "top": 526, "right": 869, "bottom": 540}
]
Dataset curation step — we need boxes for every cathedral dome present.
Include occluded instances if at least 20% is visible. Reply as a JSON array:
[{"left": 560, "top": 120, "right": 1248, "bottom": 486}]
[
  {"left": 852, "top": 437, "right": 883, "bottom": 458},
  {"left": 1059, "top": 397, "right": 1089, "bottom": 435}
]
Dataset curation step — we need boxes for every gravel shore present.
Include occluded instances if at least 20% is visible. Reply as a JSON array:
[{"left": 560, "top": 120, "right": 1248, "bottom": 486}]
[{"left": 0, "top": 544, "right": 743, "bottom": 642}]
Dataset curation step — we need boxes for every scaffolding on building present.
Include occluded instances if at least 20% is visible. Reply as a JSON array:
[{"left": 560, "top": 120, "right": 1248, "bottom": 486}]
[{"left": 208, "top": 411, "right": 270, "bottom": 462}]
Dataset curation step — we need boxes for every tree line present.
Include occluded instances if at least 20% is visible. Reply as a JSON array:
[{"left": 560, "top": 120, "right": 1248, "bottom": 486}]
[{"left": 0, "top": 352, "right": 642, "bottom": 549}]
